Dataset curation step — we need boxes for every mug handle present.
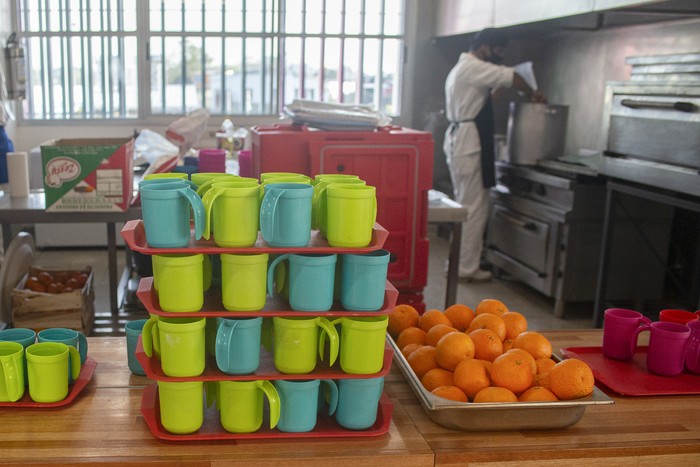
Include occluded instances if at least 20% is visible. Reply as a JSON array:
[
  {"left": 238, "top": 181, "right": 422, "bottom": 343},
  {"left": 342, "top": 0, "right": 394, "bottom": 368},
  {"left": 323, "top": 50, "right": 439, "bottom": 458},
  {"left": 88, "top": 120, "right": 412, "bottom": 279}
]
[
  {"left": 316, "top": 317, "right": 339, "bottom": 367},
  {"left": 266, "top": 254, "right": 290, "bottom": 298},
  {"left": 261, "top": 317, "right": 273, "bottom": 353},
  {"left": 215, "top": 319, "right": 238, "bottom": 373},
  {"left": 195, "top": 179, "right": 216, "bottom": 198},
  {"left": 0, "top": 355, "right": 23, "bottom": 402},
  {"left": 67, "top": 345, "right": 82, "bottom": 381},
  {"left": 321, "top": 379, "right": 338, "bottom": 416},
  {"left": 141, "top": 317, "right": 159, "bottom": 358},
  {"left": 76, "top": 332, "right": 88, "bottom": 364},
  {"left": 201, "top": 186, "right": 224, "bottom": 239},
  {"left": 631, "top": 323, "right": 652, "bottom": 359},
  {"left": 179, "top": 187, "right": 206, "bottom": 240},
  {"left": 204, "top": 381, "right": 219, "bottom": 410},
  {"left": 257, "top": 380, "right": 281, "bottom": 429},
  {"left": 260, "top": 188, "right": 286, "bottom": 243}
]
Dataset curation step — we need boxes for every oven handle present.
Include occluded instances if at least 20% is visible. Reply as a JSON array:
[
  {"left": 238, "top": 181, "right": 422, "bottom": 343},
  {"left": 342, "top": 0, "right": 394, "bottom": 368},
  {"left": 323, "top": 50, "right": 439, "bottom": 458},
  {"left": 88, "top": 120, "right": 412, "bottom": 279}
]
[
  {"left": 621, "top": 99, "right": 697, "bottom": 113},
  {"left": 495, "top": 211, "right": 537, "bottom": 231}
]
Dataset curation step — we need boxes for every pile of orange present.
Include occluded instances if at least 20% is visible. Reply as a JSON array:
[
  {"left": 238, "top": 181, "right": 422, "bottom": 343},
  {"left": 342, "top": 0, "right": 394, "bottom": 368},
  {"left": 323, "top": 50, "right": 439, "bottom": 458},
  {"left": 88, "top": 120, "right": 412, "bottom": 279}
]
[{"left": 388, "top": 300, "right": 594, "bottom": 403}]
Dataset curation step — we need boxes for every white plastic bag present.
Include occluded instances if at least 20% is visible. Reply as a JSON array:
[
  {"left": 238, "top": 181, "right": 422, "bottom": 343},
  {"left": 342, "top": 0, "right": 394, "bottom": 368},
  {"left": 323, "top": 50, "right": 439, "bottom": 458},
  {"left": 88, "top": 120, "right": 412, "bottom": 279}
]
[
  {"left": 166, "top": 108, "right": 210, "bottom": 156},
  {"left": 134, "top": 129, "right": 179, "bottom": 166}
]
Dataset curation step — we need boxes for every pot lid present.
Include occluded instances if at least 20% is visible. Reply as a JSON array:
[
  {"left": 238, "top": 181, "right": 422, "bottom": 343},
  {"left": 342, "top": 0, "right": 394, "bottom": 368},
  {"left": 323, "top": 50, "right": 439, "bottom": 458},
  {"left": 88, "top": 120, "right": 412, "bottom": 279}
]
[{"left": 0, "top": 232, "right": 35, "bottom": 326}]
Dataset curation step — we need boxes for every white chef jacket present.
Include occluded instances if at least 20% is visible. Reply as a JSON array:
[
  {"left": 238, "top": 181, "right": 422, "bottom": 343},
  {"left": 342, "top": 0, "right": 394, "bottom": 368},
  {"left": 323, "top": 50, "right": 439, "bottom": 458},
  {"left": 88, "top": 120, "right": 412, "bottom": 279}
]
[{"left": 443, "top": 52, "right": 514, "bottom": 173}]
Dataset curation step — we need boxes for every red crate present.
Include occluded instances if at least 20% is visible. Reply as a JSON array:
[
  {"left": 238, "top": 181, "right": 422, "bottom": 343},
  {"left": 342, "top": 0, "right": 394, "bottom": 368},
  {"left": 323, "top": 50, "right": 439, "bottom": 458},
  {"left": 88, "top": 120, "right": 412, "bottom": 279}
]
[{"left": 251, "top": 124, "right": 434, "bottom": 291}]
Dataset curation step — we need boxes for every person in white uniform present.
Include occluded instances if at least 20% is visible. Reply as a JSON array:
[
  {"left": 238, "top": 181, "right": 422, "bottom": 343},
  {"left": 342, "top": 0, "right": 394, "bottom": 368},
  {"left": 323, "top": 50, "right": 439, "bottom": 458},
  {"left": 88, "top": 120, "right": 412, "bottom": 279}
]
[{"left": 443, "top": 28, "right": 546, "bottom": 281}]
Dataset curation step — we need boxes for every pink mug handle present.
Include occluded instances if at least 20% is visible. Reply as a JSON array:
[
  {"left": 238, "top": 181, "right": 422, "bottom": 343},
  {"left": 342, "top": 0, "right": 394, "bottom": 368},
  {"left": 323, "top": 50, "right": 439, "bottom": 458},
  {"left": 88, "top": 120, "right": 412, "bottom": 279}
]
[{"left": 630, "top": 318, "right": 652, "bottom": 358}]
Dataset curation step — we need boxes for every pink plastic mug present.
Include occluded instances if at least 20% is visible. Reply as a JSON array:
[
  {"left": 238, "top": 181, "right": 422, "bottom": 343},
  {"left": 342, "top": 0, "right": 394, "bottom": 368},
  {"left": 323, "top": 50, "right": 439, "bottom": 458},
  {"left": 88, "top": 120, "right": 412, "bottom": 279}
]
[
  {"left": 633, "top": 321, "right": 690, "bottom": 376},
  {"left": 685, "top": 321, "right": 700, "bottom": 375},
  {"left": 659, "top": 309, "right": 699, "bottom": 325},
  {"left": 602, "top": 308, "right": 651, "bottom": 361}
]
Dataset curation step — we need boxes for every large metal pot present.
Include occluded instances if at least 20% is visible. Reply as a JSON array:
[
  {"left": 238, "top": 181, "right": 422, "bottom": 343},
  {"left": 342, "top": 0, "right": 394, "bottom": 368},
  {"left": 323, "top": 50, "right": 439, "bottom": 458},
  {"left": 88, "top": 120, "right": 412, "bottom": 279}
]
[{"left": 506, "top": 102, "right": 569, "bottom": 165}]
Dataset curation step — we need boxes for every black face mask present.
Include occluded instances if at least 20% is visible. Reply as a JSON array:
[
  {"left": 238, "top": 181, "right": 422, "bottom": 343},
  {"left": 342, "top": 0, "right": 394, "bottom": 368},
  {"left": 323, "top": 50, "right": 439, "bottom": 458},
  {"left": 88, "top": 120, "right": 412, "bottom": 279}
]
[{"left": 484, "top": 46, "right": 505, "bottom": 65}]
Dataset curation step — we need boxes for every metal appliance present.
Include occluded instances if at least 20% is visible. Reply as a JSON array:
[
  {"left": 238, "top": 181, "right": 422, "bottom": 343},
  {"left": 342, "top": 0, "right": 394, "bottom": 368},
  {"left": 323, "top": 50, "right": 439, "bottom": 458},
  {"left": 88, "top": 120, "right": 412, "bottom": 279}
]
[{"left": 506, "top": 103, "right": 569, "bottom": 165}]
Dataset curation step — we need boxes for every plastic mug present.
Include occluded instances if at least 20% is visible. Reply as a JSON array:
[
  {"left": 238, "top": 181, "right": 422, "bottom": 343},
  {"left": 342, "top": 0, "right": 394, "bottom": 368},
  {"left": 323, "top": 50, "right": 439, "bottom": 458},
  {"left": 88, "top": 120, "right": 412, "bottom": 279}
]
[
  {"left": 340, "top": 250, "right": 390, "bottom": 311},
  {"left": 325, "top": 184, "right": 376, "bottom": 248},
  {"left": 220, "top": 253, "right": 269, "bottom": 311},
  {"left": 272, "top": 316, "right": 339, "bottom": 374},
  {"left": 313, "top": 177, "right": 366, "bottom": 232},
  {"left": 274, "top": 379, "right": 338, "bottom": 433},
  {"left": 37, "top": 327, "right": 88, "bottom": 368},
  {"left": 0, "top": 328, "right": 36, "bottom": 385},
  {"left": 633, "top": 321, "right": 690, "bottom": 376},
  {"left": 202, "top": 182, "right": 260, "bottom": 247},
  {"left": 138, "top": 178, "right": 198, "bottom": 191},
  {"left": 335, "top": 377, "right": 384, "bottom": 430},
  {"left": 260, "top": 172, "right": 312, "bottom": 183},
  {"left": 195, "top": 174, "right": 253, "bottom": 197},
  {"left": 157, "top": 380, "right": 204, "bottom": 434},
  {"left": 143, "top": 172, "right": 188, "bottom": 181},
  {"left": 191, "top": 171, "right": 236, "bottom": 187},
  {"left": 260, "top": 183, "right": 314, "bottom": 247},
  {"left": 215, "top": 317, "right": 263, "bottom": 375},
  {"left": 152, "top": 253, "right": 204, "bottom": 312},
  {"left": 685, "top": 321, "right": 700, "bottom": 374},
  {"left": 313, "top": 173, "right": 360, "bottom": 184},
  {"left": 0, "top": 341, "right": 25, "bottom": 402},
  {"left": 142, "top": 317, "right": 206, "bottom": 377},
  {"left": 140, "top": 181, "right": 205, "bottom": 248},
  {"left": 267, "top": 253, "right": 337, "bottom": 312},
  {"left": 151, "top": 252, "right": 208, "bottom": 293},
  {"left": 601, "top": 308, "right": 652, "bottom": 361},
  {"left": 218, "top": 380, "right": 280, "bottom": 433},
  {"left": 25, "top": 342, "right": 81, "bottom": 403},
  {"left": 330, "top": 316, "right": 388, "bottom": 374},
  {"left": 659, "top": 309, "right": 699, "bottom": 325},
  {"left": 125, "top": 319, "right": 148, "bottom": 376}
]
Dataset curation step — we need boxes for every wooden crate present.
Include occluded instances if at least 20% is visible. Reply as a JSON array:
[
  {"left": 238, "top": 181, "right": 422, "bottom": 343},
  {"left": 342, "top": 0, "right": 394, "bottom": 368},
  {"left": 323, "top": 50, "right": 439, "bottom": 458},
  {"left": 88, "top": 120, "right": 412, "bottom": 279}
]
[{"left": 11, "top": 266, "right": 94, "bottom": 335}]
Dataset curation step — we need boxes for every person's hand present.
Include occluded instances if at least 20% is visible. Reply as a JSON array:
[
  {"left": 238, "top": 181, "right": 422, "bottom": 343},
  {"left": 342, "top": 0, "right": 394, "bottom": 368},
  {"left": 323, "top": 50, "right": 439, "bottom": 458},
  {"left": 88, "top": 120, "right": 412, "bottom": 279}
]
[{"left": 531, "top": 90, "right": 547, "bottom": 104}]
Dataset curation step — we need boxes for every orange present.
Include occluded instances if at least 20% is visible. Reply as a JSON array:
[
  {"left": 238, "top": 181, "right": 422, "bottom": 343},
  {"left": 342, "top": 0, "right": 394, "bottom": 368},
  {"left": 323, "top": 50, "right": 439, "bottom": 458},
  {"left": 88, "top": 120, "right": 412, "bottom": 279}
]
[
  {"left": 467, "top": 313, "right": 507, "bottom": 341},
  {"left": 443, "top": 304, "right": 475, "bottom": 331},
  {"left": 400, "top": 343, "right": 423, "bottom": 359},
  {"left": 426, "top": 324, "right": 459, "bottom": 347},
  {"left": 475, "top": 298, "right": 509, "bottom": 317},
  {"left": 388, "top": 304, "right": 420, "bottom": 338},
  {"left": 513, "top": 331, "right": 552, "bottom": 359},
  {"left": 501, "top": 311, "right": 528, "bottom": 339},
  {"left": 421, "top": 367, "right": 455, "bottom": 392},
  {"left": 506, "top": 348, "right": 537, "bottom": 375},
  {"left": 406, "top": 345, "right": 438, "bottom": 379},
  {"left": 435, "top": 332, "right": 475, "bottom": 371},
  {"left": 548, "top": 358, "right": 595, "bottom": 400},
  {"left": 490, "top": 351, "right": 534, "bottom": 395},
  {"left": 396, "top": 326, "right": 427, "bottom": 350},
  {"left": 535, "top": 357, "right": 556, "bottom": 375},
  {"left": 473, "top": 386, "right": 518, "bottom": 403},
  {"left": 431, "top": 385, "right": 468, "bottom": 402},
  {"left": 418, "top": 309, "right": 453, "bottom": 332},
  {"left": 453, "top": 358, "right": 490, "bottom": 400},
  {"left": 518, "top": 386, "right": 559, "bottom": 402},
  {"left": 476, "top": 359, "right": 493, "bottom": 377},
  {"left": 534, "top": 371, "right": 551, "bottom": 389},
  {"left": 502, "top": 338, "right": 515, "bottom": 352},
  {"left": 468, "top": 328, "right": 503, "bottom": 362}
]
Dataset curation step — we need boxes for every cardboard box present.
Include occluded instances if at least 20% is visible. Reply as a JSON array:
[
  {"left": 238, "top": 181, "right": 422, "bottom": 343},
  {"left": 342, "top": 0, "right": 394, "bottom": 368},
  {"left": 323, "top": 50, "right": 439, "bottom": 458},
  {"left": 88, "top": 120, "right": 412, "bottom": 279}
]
[
  {"left": 11, "top": 266, "right": 95, "bottom": 335},
  {"left": 40, "top": 138, "right": 134, "bottom": 212}
]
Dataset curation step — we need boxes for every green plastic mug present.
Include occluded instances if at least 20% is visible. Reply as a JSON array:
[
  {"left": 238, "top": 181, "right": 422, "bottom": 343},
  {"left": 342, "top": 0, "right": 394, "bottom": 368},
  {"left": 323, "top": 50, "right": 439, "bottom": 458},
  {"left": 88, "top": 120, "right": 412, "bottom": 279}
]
[
  {"left": 196, "top": 175, "right": 258, "bottom": 198},
  {"left": 202, "top": 182, "right": 261, "bottom": 247},
  {"left": 142, "top": 317, "right": 206, "bottom": 377},
  {"left": 325, "top": 184, "right": 377, "bottom": 247},
  {"left": 25, "top": 342, "right": 81, "bottom": 403},
  {"left": 143, "top": 172, "right": 188, "bottom": 181},
  {"left": 218, "top": 380, "right": 280, "bottom": 433},
  {"left": 0, "top": 341, "right": 25, "bottom": 402},
  {"left": 157, "top": 380, "right": 204, "bottom": 434},
  {"left": 152, "top": 253, "right": 204, "bottom": 312},
  {"left": 313, "top": 177, "right": 366, "bottom": 232},
  {"left": 191, "top": 172, "right": 236, "bottom": 187},
  {"left": 272, "top": 317, "right": 339, "bottom": 374},
  {"left": 221, "top": 253, "right": 269, "bottom": 311},
  {"left": 260, "top": 172, "right": 311, "bottom": 183},
  {"left": 330, "top": 315, "right": 388, "bottom": 374}
]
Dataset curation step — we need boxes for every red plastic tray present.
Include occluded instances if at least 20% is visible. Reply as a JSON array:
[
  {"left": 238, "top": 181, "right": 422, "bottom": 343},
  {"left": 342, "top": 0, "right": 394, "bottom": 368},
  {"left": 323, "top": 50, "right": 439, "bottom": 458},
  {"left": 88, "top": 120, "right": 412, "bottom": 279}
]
[
  {"left": 120, "top": 219, "right": 389, "bottom": 254},
  {"left": 140, "top": 383, "right": 393, "bottom": 440},
  {"left": 0, "top": 357, "right": 97, "bottom": 408},
  {"left": 136, "top": 276, "right": 399, "bottom": 318},
  {"left": 135, "top": 338, "right": 393, "bottom": 382},
  {"left": 561, "top": 346, "right": 700, "bottom": 396}
]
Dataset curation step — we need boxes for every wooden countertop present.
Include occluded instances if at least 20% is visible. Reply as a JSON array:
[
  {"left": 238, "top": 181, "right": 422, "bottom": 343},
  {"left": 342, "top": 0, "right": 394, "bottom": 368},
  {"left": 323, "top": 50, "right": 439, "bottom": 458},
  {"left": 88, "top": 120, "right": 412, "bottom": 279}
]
[{"left": 1, "top": 330, "right": 698, "bottom": 465}]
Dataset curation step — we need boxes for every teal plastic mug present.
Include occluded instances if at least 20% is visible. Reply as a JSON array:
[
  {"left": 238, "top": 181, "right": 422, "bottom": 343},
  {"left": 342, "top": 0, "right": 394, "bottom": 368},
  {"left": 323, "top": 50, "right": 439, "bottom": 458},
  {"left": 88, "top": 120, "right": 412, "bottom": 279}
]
[
  {"left": 125, "top": 319, "right": 148, "bottom": 376},
  {"left": 142, "top": 317, "right": 206, "bottom": 377},
  {"left": 267, "top": 253, "right": 337, "bottom": 312},
  {"left": 25, "top": 342, "right": 81, "bottom": 403},
  {"left": 139, "top": 181, "right": 205, "bottom": 248},
  {"left": 259, "top": 183, "right": 314, "bottom": 247},
  {"left": 325, "top": 184, "right": 377, "bottom": 248},
  {"left": 272, "top": 316, "right": 339, "bottom": 374},
  {"left": 152, "top": 253, "right": 204, "bottom": 312},
  {"left": 340, "top": 249, "right": 390, "bottom": 311},
  {"left": 274, "top": 379, "right": 338, "bottom": 433},
  {"left": 202, "top": 182, "right": 260, "bottom": 247},
  {"left": 221, "top": 253, "right": 269, "bottom": 311},
  {"left": 331, "top": 316, "right": 388, "bottom": 374},
  {"left": 215, "top": 317, "right": 263, "bottom": 375},
  {"left": 335, "top": 377, "right": 384, "bottom": 430},
  {"left": 218, "top": 380, "right": 280, "bottom": 433},
  {"left": 0, "top": 328, "right": 36, "bottom": 385},
  {"left": 138, "top": 178, "right": 198, "bottom": 191},
  {"left": 157, "top": 380, "right": 204, "bottom": 434},
  {"left": 0, "top": 341, "right": 25, "bottom": 402}
]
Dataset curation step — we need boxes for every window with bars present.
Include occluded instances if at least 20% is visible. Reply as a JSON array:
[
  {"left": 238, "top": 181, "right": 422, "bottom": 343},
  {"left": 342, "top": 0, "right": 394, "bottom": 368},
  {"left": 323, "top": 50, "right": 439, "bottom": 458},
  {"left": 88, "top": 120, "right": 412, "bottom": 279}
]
[{"left": 16, "top": 0, "right": 406, "bottom": 121}]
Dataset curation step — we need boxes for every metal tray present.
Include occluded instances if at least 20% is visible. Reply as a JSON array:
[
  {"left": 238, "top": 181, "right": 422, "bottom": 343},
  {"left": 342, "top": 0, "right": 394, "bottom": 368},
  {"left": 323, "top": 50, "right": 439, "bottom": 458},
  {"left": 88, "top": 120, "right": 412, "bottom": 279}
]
[{"left": 388, "top": 336, "right": 613, "bottom": 431}]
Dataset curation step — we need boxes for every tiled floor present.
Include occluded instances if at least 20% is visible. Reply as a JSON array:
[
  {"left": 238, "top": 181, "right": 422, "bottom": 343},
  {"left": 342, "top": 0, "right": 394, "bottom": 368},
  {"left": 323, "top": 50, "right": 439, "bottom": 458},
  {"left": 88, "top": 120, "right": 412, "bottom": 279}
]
[{"left": 29, "top": 224, "right": 594, "bottom": 337}]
